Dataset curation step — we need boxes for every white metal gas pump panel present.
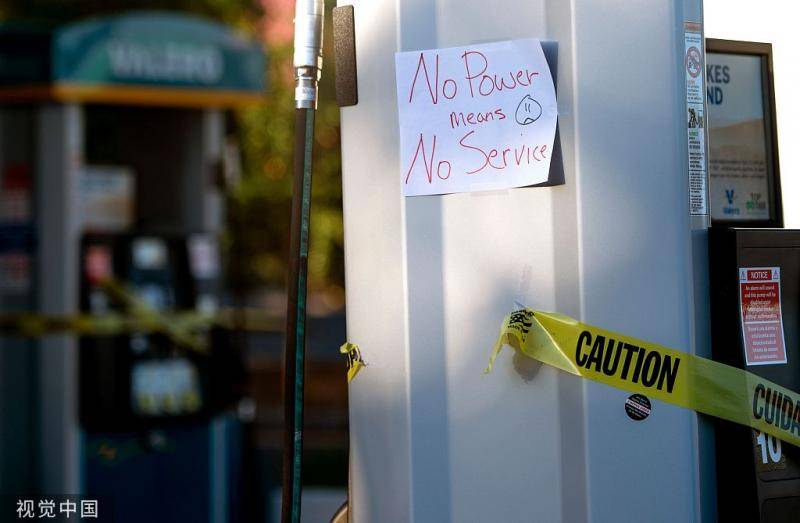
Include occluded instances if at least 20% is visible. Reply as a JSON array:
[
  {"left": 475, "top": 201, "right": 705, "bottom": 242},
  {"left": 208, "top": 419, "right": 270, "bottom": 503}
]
[{"left": 339, "top": 1, "right": 704, "bottom": 521}]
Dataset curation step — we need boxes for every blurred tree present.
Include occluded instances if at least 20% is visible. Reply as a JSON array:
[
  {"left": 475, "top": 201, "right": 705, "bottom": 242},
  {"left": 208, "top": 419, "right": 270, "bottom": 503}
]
[
  {"left": 1, "top": 0, "right": 345, "bottom": 302},
  {"left": 230, "top": 0, "right": 344, "bottom": 300},
  {"left": 0, "top": 0, "right": 261, "bottom": 28}
]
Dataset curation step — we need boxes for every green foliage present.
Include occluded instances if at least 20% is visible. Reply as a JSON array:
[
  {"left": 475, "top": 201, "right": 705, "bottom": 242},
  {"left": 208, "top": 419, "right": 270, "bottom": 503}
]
[{"left": 229, "top": 6, "right": 343, "bottom": 292}]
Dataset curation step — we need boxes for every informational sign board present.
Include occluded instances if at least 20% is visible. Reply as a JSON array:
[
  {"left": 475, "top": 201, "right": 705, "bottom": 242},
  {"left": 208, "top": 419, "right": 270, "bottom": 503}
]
[
  {"left": 739, "top": 267, "right": 787, "bottom": 366},
  {"left": 395, "top": 38, "right": 557, "bottom": 196},
  {"left": 78, "top": 166, "right": 135, "bottom": 233},
  {"left": 706, "top": 40, "right": 781, "bottom": 226}
]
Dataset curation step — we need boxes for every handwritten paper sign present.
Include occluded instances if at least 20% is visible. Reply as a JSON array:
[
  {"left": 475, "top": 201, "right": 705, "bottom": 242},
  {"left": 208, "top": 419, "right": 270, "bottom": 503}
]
[{"left": 395, "top": 38, "right": 557, "bottom": 196}]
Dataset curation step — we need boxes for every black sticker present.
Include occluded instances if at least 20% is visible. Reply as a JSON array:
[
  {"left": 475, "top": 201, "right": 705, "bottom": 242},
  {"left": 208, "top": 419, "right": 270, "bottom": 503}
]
[{"left": 625, "top": 394, "right": 651, "bottom": 421}]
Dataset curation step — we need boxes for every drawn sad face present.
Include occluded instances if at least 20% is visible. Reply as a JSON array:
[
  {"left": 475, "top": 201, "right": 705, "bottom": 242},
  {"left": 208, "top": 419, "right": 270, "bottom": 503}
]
[{"left": 515, "top": 94, "right": 542, "bottom": 125}]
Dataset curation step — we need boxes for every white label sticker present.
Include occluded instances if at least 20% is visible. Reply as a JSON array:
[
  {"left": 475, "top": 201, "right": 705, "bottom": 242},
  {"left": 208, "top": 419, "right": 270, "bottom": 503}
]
[{"left": 685, "top": 23, "right": 708, "bottom": 216}]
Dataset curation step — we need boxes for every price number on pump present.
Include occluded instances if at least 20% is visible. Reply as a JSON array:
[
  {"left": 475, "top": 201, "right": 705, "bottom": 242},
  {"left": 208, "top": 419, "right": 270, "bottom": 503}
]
[{"left": 755, "top": 430, "right": 782, "bottom": 465}]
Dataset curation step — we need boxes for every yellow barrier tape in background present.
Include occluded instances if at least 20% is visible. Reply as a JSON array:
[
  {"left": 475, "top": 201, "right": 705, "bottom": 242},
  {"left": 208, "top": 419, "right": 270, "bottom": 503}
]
[
  {"left": 486, "top": 309, "right": 800, "bottom": 448},
  {"left": 1, "top": 279, "right": 282, "bottom": 347},
  {"left": 340, "top": 343, "right": 366, "bottom": 383},
  {"left": 0, "top": 309, "right": 283, "bottom": 355}
]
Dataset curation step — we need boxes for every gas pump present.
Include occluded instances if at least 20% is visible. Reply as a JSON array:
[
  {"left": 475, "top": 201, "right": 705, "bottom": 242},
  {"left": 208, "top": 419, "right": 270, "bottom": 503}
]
[
  {"left": 337, "top": 0, "right": 710, "bottom": 521},
  {"left": 705, "top": 39, "right": 800, "bottom": 521},
  {"left": 0, "top": 11, "right": 264, "bottom": 520}
]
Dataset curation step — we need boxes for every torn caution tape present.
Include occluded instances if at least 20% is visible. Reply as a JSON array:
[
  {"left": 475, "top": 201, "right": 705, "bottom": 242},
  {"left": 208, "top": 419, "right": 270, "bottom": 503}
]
[
  {"left": 340, "top": 342, "right": 366, "bottom": 383},
  {"left": 487, "top": 309, "right": 800, "bottom": 448}
]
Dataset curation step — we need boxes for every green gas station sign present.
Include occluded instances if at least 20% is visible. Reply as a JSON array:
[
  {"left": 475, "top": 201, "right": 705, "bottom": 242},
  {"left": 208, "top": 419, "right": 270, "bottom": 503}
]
[
  {"left": 0, "top": 12, "right": 266, "bottom": 106},
  {"left": 55, "top": 13, "right": 265, "bottom": 91}
]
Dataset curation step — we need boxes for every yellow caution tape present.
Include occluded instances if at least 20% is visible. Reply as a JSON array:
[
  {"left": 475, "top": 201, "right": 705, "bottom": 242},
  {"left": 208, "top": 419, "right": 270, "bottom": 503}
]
[
  {"left": 0, "top": 310, "right": 280, "bottom": 337},
  {"left": 340, "top": 342, "right": 366, "bottom": 383},
  {"left": 100, "top": 279, "right": 206, "bottom": 351},
  {"left": 3, "top": 276, "right": 361, "bottom": 382},
  {"left": 0, "top": 279, "right": 283, "bottom": 348},
  {"left": 487, "top": 309, "right": 800, "bottom": 448}
]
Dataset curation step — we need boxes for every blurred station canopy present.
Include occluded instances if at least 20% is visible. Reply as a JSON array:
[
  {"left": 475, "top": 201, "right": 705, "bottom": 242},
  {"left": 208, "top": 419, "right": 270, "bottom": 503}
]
[{"left": 0, "top": 11, "right": 266, "bottom": 107}]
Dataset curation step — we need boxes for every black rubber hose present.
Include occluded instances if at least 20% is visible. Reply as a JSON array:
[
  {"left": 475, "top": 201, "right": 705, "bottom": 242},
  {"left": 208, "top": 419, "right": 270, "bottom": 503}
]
[{"left": 282, "top": 107, "right": 316, "bottom": 523}]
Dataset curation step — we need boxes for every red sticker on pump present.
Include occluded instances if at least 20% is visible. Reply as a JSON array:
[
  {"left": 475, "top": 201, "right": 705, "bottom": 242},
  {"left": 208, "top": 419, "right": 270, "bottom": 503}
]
[{"left": 85, "top": 245, "right": 113, "bottom": 285}]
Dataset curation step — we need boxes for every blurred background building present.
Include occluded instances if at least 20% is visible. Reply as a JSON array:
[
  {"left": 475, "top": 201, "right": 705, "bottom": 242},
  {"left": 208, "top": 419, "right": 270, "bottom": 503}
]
[{"left": 0, "top": 1, "right": 347, "bottom": 521}]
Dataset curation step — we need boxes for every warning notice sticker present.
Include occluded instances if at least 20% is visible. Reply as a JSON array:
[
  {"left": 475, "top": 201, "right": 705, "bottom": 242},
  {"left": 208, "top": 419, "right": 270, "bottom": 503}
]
[
  {"left": 684, "top": 22, "right": 708, "bottom": 216},
  {"left": 739, "top": 267, "right": 787, "bottom": 366}
]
